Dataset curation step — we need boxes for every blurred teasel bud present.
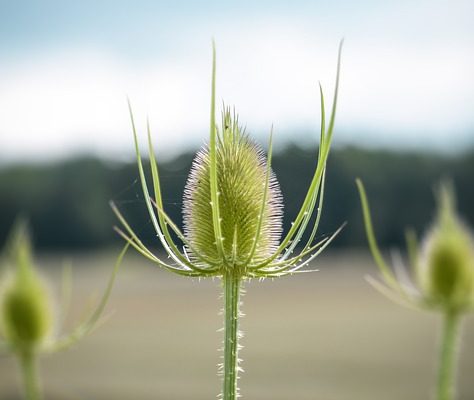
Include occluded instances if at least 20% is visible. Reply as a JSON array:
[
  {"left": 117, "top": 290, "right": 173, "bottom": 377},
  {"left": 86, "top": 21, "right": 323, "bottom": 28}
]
[
  {"left": 357, "top": 179, "right": 474, "bottom": 400},
  {"left": 0, "top": 220, "right": 127, "bottom": 400},
  {"left": 417, "top": 183, "right": 474, "bottom": 313},
  {"left": 0, "top": 219, "right": 127, "bottom": 356},
  {"left": 357, "top": 179, "right": 474, "bottom": 313},
  {"left": 0, "top": 221, "right": 53, "bottom": 353}
]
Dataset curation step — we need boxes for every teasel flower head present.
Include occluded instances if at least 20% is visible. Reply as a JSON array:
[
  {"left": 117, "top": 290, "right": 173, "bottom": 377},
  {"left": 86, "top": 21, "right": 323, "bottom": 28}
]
[
  {"left": 182, "top": 109, "right": 284, "bottom": 276},
  {"left": 113, "top": 42, "right": 343, "bottom": 400},
  {"left": 357, "top": 179, "right": 474, "bottom": 313},
  {"left": 112, "top": 42, "right": 344, "bottom": 280},
  {"left": 0, "top": 219, "right": 127, "bottom": 357}
]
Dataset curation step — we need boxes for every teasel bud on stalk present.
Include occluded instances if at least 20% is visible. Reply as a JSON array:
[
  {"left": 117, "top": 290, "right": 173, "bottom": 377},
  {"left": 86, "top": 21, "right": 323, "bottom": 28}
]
[
  {"left": 112, "top": 41, "right": 344, "bottom": 400},
  {"left": 0, "top": 220, "right": 127, "bottom": 400},
  {"left": 357, "top": 179, "right": 474, "bottom": 400}
]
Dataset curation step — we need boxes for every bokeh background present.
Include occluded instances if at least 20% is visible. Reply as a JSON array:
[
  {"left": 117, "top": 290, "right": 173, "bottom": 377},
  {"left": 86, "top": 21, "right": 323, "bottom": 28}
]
[{"left": 0, "top": 0, "right": 473, "bottom": 399}]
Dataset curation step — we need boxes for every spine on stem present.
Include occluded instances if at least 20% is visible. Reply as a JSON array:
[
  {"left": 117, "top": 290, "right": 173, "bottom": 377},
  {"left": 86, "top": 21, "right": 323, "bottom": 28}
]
[{"left": 222, "top": 271, "right": 241, "bottom": 400}]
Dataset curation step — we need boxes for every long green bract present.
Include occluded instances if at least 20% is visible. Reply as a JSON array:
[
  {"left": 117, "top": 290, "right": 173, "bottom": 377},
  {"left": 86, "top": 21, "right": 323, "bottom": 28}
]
[
  {"left": 251, "top": 223, "right": 344, "bottom": 277},
  {"left": 113, "top": 226, "right": 205, "bottom": 277},
  {"left": 251, "top": 42, "right": 342, "bottom": 271},
  {"left": 111, "top": 201, "right": 206, "bottom": 276},
  {"left": 111, "top": 203, "right": 189, "bottom": 272},
  {"left": 209, "top": 43, "right": 226, "bottom": 262},
  {"left": 50, "top": 243, "right": 130, "bottom": 352},
  {"left": 127, "top": 100, "right": 185, "bottom": 267},
  {"left": 356, "top": 179, "right": 400, "bottom": 290},
  {"left": 243, "top": 128, "right": 274, "bottom": 266},
  {"left": 278, "top": 84, "right": 327, "bottom": 262},
  {"left": 147, "top": 125, "right": 220, "bottom": 269},
  {"left": 127, "top": 100, "right": 217, "bottom": 272}
]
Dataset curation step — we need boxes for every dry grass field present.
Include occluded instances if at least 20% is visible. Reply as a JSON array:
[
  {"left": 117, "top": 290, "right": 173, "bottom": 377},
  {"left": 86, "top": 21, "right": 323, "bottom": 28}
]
[{"left": 1, "top": 250, "right": 473, "bottom": 399}]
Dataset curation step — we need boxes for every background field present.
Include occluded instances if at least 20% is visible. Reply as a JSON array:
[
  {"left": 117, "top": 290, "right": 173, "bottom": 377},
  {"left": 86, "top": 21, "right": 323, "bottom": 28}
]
[{"left": 1, "top": 250, "right": 473, "bottom": 400}]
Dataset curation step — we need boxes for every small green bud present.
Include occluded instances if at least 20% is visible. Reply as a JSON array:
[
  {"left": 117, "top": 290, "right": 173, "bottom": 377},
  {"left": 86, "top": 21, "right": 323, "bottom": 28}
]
[
  {"left": 417, "top": 184, "right": 474, "bottom": 312},
  {"left": 0, "top": 222, "right": 53, "bottom": 351},
  {"left": 2, "top": 275, "right": 52, "bottom": 350}
]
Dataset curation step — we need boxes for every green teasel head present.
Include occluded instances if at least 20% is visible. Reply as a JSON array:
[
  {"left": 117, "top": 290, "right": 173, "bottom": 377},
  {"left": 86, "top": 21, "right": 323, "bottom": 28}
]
[
  {"left": 183, "top": 109, "right": 283, "bottom": 275},
  {"left": 0, "top": 221, "right": 53, "bottom": 352},
  {"left": 112, "top": 42, "right": 344, "bottom": 279},
  {"left": 357, "top": 179, "right": 474, "bottom": 314},
  {"left": 417, "top": 183, "right": 474, "bottom": 312}
]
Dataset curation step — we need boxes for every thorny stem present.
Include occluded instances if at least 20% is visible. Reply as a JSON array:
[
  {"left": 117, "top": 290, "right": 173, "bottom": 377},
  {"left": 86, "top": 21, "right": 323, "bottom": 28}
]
[
  {"left": 437, "top": 312, "right": 461, "bottom": 400},
  {"left": 19, "top": 351, "right": 42, "bottom": 400},
  {"left": 223, "top": 271, "right": 241, "bottom": 400}
]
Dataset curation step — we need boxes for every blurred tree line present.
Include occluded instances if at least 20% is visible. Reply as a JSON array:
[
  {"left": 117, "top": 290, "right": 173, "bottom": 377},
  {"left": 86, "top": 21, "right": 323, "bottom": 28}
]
[{"left": 0, "top": 145, "right": 472, "bottom": 251}]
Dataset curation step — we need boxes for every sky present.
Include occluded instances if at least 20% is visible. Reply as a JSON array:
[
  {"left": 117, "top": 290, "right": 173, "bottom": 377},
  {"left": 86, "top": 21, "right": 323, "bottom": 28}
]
[{"left": 0, "top": 0, "right": 473, "bottom": 163}]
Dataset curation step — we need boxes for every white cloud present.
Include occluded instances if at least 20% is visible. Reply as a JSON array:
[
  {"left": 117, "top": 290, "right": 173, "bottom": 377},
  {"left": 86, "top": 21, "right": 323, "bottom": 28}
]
[{"left": 0, "top": 13, "right": 473, "bottom": 163}]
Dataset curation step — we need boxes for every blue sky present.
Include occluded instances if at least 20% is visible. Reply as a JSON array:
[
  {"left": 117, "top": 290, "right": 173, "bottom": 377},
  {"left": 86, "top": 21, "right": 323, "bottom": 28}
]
[{"left": 0, "top": 0, "right": 473, "bottom": 162}]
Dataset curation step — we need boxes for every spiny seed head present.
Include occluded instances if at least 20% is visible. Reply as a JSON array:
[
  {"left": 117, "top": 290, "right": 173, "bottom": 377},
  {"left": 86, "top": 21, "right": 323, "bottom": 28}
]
[
  {"left": 183, "top": 109, "right": 283, "bottom": 271},
  {"left": 417, "top": 183, "right": 474, "bottom": 312},
  {"left": 0, "top": 223, "right": 53, "bottom": 351}
]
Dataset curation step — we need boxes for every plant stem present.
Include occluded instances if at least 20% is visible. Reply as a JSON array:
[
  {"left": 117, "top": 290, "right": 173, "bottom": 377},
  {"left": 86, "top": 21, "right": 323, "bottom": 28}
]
[
  {"left": 436, "top": 312, "right": 461, "bottom": 400},
  {"left": 19, "top": 351, "right": 42, "bottom": 400},
  {"left": 223, "top": 271, "right": 241, "bottom": 400}
]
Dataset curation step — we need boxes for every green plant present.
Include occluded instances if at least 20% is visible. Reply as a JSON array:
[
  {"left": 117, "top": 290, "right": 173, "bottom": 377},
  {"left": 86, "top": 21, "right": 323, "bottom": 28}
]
[
  {"left": 0, "top": 220, "right": 127, "bottom": 400},
  {"left": 356, "top": 180, "right": 474, "bottom": 400},
  {"left": 112, "top": 42, "right": 343, "bottom": 399}
]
